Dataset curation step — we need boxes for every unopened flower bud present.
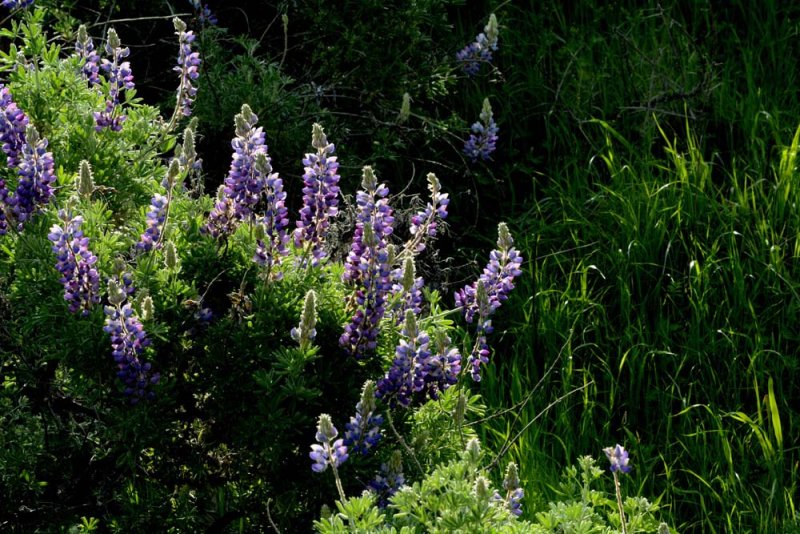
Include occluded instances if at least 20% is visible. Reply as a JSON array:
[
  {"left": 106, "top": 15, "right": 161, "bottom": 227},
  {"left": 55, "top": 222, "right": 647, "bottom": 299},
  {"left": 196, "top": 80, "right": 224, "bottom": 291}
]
[
  {"left": 361, "top": 166, "right": 377, "bottom": 191},
  {"left": 474, "top": 476, "right": 491, "bottom": 501},
  {"left": 291, "top": 289, "right": 317, "bottom": 350},
  {"left": 398, "top": 93, "right": 411, "bottom": 123},
  {"left": 164, "top": 241, "right": 179, "bottom": 270},
  {"left": 108, "top": 279, "right": 127, "bottom": 306},
  {"left": 311, "top": 123, "right": 328, "bottom": 151},
  {"left": 77, "top": 160, "right": 94, "bottom": 198},
  {"left": 140, "top": 295, "right": 154, "bottom": 321}
]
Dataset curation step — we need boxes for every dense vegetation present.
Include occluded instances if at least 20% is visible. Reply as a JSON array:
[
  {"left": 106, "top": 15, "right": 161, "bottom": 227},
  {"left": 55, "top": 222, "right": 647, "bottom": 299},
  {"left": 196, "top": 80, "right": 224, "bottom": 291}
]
[{"left": 1, "top": 1, "right": 798, "bottom": 532}]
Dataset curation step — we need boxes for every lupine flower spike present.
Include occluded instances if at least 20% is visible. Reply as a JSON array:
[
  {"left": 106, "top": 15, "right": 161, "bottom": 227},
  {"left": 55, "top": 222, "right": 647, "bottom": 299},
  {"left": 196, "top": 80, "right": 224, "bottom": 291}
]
[
  {"left": 389, "top": 256, "right": 423, "bottom": 324},
  {"left": 376, "top": 309, "right": 430, "bottom": 407},
  {"left": 309, "top": 414, "right": 348, "bottom": 501},
  {"left": 103, "top": 279, "right": 160, "bottom": 403},
  {"left": 456, "top": 13, "right": 499, "bottom": 76},
  {"left": 94, "top": 28, "right": 135, "bottom": 132},
  {"left": 291, "top": 289, "right": 317, "bottom": 351},
  {"left": 188, "top": 0, "right": 217, "bottom": 26},
  {"left": 343, "top": 380, "right": 383, "bottom": 455},
  {"left": 367, "top": 450, "right": 405, "bottom": 507},
  {"left": 8, "top": 125, "right": 55, "bottom": 231},
  {"left": 138, "top": 160, "right": 181, "bottom": 252},
  {"left": 455, "top": 222, "right": 522, "bottom": 381},
  {"left": 604, "top": 444, "right": 631, "bottom": 534},
  {"left": 294, "top": 123, "right": 341, "bottom": 266},
  {"left": 1, "top": 0, "right": 34, "bottom": 10},
  {"left": 492, "top": 462, "right": 524, "bottom": 517},
  {"left": 47, "top": 210, "right": 101, "bottom": 316},
  {"left": 252, "top": 153, "right": 289, "bottom": 278},
  {"left": 464, "top": 97, "right": 499, "bottom": 162},
  {"left": 75, "top": 25, "right": 100, "bottom": 86},
  {"left": 0, "top": 84, "right": 30, "bottom": 235},
  {"left": 340, "top": 166, "right": 394, "bottom": 358},
  {"left": 172, "top": 18, "right": 201, "bottom": 122},
  {"left": 404, "top": 172, "right": 449, "bottom": 256}
]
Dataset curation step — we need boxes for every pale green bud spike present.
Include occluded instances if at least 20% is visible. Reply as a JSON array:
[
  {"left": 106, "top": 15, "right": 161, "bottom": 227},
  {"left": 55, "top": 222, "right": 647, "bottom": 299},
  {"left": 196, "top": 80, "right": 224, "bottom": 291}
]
[
  {"left": 362, "top": 223, "right": 377, "bottom": 247},
  {"left": 234, "top": 114, "right": 249, "bottom": 138},
  {"left": 503, "top": 462, "right": 520, "bottom": 491},
  {"left": 173, "top": 17, "right": 187, "bottom": 33},
  {"left": 361, "top": 166, "right": 377, "bottom": 191},
  {"left": 165, "top": 159, "right": 181, "bottom": 189},
  {"left": 107, "top": 28, "right": 121, "bottom": 49},
  {"left": 359, "top": 380, "right": 376, "bottom": 414},
  {"left": 465, "top": 437, "right": 482, "bottom": 463},
  {"left": 311, "top": 123, "right": 328, "bottom": 151},
  {"left": 657, "top": 523, "right": 670, "bottom": 534},
  {"left": 426, "top": 172, "right": 440, "bottom": 197},
  {"left": 282, "top": 13, "right": 289, "bottom": 31},
  {"left": 164, "top": 241, "right": 179, "bottom": 270},
  {"left": 479, "top": 98, "right": 493, "bottom": 125},
  {"left": 485, "top": 14, "right": 499, "bottom": 46},
  {"left": 216, "top": 184, "right": 226, "bottom": 201},
  {"left": 497, "top": 222, "right": 513, "bottom": 251},
  {"left": 398, "top": 93, "right": 411, "bottom": 123},
  {"left": 453, "top": 391, "right": 467, "bottom": 427},
  {"left": 182, "top": 128, "right": 196, "bottom": 160},
  {"left": 77, "top": 25, "right": 89, "bottom": 45},
  {"left": 112, "top": 257, "right": 127, "bottom": 274},
  {"left": 476, "top": 280, "right": 489, "bottom": 312},
  {"left": 386, "top": 244, "right": 397, "bottom": 267},
  {"left": 404, "top": 309, "right": 418, "bottom": 339},
  {"left": 187, "top": 117, "right": 199, "bottom": 132},
  {"left": 25, "top": 125, "right": 39, "bottom": 145},
  {"left": 239, "top": 104, "right": 256, "bottom": 125},
  {"left": 140, "top": 296, "right": 154, "bottom": 322},
  {"left": 253, "top": 220, "right": 266, "bottom": 241},
  {"left": 474, "top": 476, "right": 490, "bottom": 501},
  {"left": 78, "top": 160, "right": 94, "bottom": 198},
  {"left": 402, "top": 256, "right": 416, "bottom": 293},
  {"left": 319, "top": 504, "right": 332, "bottom": 520},
  {"left": 107, "top": 279, "right": 126, "bottom": 307},
  {"left": 317, "top": 414, "right": 336, "bottom": 440},
  {"left": 434, "top": 330, "right": 450, "bottom": 353},
  {"left": 254, "top": 153, "right": 272, "bottom": 175},
  {"left": 295, "top": 289, "right": 317, "bottom": 350}
]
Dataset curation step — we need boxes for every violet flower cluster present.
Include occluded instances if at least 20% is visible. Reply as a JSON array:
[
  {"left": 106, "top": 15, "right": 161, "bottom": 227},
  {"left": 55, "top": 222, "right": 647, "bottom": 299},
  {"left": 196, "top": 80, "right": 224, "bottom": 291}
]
[
  {"left": 103, "top": 280, "right": 160, "bottom": 402},
  {"left": 376, "top": 311, "right": 429, "bottom": 407},
  {"left": 294, "top": 123, "right": 341, "bottom": 266},
  {"left": 203, "top": 105, "right": 267, "bottom": 236},
  {"left": 94, "top": 28, "right": 135, "bottom": 132},
  {"left": 75, "top": 25, "right": 100, "bottom": 87},
  {"left": 604, "top": 444, "right": 632, "bottom": 474},
  {"left": 252, "top": 154, "right": 289, "bottom": 275},
  {"left": 493, "top": 462, "right": 524, "bottom": 517},
  {"left": 5, "top": 125, "right": 55, "bottom": 232},
  {"left": 47, "top": 211, "right": 101, "bottom": 316},
  {"left": 138, "top": 160, "right": 181, "bottom": 252},
  {"left": 456, "top": 13, "right": 498, "bottom": 76},
  {"left": 172, "top": 18, "right": 201, "bottom": 118},
  {"left": 367, "top": 452, "right": 405, "bottom": 508},
  {"left": 0, "top": 84, "right": 29, "bottom": 235},
  {"left": 454, "top": 222, "right": 522, "bottom": 381},
  {"left": 310, "top": 414, "right": 349, "bottom": 473},
  {"left": 188, "top": 0, "right": 217, "bottom": 26},
  {"left": 405, "top": 173, "right": 449, "bottom": 255},
  {"left": 389, "top": 256, "right": 424, "bottom": 325},
  {"left": 1, "top": 0, "right": 34, "bottom": 9},
  {"left": 464, "top": 98, "right": 498, "bottom": 162},
  {"left": 340, "top": 166, "right": 394, "bottom": 359},
  {"left": 343, "top": 381, "right": 383, "bottom": 455}
]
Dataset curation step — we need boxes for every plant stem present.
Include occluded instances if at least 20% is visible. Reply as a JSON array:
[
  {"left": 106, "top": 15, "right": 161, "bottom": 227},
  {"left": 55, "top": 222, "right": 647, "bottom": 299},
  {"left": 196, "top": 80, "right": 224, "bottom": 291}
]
[{"left": 613, "top": 471, "right": 628, "bottom": 534}]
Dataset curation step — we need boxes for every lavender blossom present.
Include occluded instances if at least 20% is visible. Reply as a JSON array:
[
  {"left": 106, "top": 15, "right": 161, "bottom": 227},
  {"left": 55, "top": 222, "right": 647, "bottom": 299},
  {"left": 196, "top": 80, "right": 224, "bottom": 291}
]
[
  {"left": 47, "top": 211, "right": 101, "bottom": 316},
  {"left": 463, "top": 98, "right": 498, "bottom": 162},
  {"left": 103, "top": 279, "right": 159, "bottom": 403},
  {"left": 343, "top": 381, "right": 383, "bottom": 455},
  {"left": 172, "top": 18, "right": 201, "bottom": 118},
  {"left": 603, "top": 444, "right": 632, "bottom": 474},
  {"left": 454, "top": 222, "right": 522, "bottom": 381},
  {"left": 389, "top": 256, "right": 423, "bottom": 324},
  {"left": 367, "top": 451, "right": 405, "bottom": 508},
  {"left": 94, "top": 28, "right": 135, "bottom": 132},
  {"left": 75, "top": 25, "right": 100, "bottom": 87},
  {"left": 310, "top": 414, "right": 349, "bottom": 473},
  {"left": 0, "top": 180, "right": 8, "bottom": 235},
  {"left": 1, "top": 0, "right": 34, "bottom": 9},
  {"left": 421, "top": 331, "right": 461, "bottom": 400},
  {"left": 138, "top": 160, "right": 181, "bottom": 252},
  {"left": 404, "top": 173, "right": 449, "bottom": 255},
  {"left": 497, "top": 462, "right": 524, "bottom": 517},
  {"left": 203, "top": 105, "right": 267, "bottom": 236},
  {"left": 376, "top": 310, "right": 429, "bottom": 408},
  {"left": 294, "top": 123, "right": 341, "bottom": 265},
  {"left": 340, "top": 167, "right": 394, "bottom": 358},
  {"left": 456, "top": 13, "right": 498, "bottom": 76},
  {"left": 7, "top": 126, "right": 55, "bottom": 231},
  {"left": 0, "top": 84, "right": 29, "bottom": 168},
  {"left": 188, "top": 0, "right": 217, "bottom": 26},
  {"left": 252, "top": 154, "right": 289, "bottom": 275},
  {"left": 202, "top": 186, "right": 238, "bottom": 238}
]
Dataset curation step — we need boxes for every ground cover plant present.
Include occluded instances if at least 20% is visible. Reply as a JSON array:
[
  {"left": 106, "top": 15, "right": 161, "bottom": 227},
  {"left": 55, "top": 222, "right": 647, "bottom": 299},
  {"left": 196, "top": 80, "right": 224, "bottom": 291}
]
[{"left": 1, "top": 0, "right": 798, "bottom": 532}]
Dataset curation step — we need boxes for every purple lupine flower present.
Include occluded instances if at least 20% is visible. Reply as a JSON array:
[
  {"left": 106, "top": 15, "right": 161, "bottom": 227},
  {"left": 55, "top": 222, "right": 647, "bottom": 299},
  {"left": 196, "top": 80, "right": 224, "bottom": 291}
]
[
  {"left": 463, "top": 98, "right": 498, "bottom": 162},
  {"left": 252, "top": 154, "right": 289, "bottom": 276},
  {"left": 173, "top": 18, "right": 201, "bottom": 118},
  {"left": 421, "top": 331, "right": 461, "bottom": 400},
  {"left": 75, "top": 25, "right": 100, "bottom": 87},
  {"left": 103, "top": 280, "right": 159, "bottom": 403},
  {"left": 367, "top": 451, "right": 405, "bottom": 508},
  {"left": 603, "top": 444, "right": 632, "bottom": 474},
  {"left": 0, "top": 180, "right": 8, "bottom": 235},
  {"left": 498, "top": 462, "right": 524, "bottom": 517},
  {"left": 202, "top": 105, "right": 267, "bottom": 236},
  {"left": 455, "top": 223, "right": 522, "bottom": 381},
  {"left": 376, "top": 310, "right": 430, "bottom": 408},
  {"left": 0, "top": 84, "right": 29, "bottom": 168},
  {"left": 1, "top": 0, "right": 34, "bottom": 9},
  {"left": 94, "top": 28, "right": 135, "bottom": 132},
  {"left": 47, "top": 211, "right": 101, "bottom": 316},
  {"left": 310, "top": 414, "right": 349, "bottom": 473},
  {"left": 456, "top": 13, "right": 498, "bottom": 76},
  {"left": 343, "top": 381, "right": 383, "bottom": 455},
  {"left": 137, "top": 193, "right": 167, "bottom": 251},
  {"left": 405, "top": 173, "right": 449, "bottom": 255},
  {"left": 188, "top": 0, "right": 217, "bottom": 26},
  {"left": 6, "top": 126, "right": 55, "bottom": 231},
  {"left": 294, "top": 123, "right": 341, "bottom": 266},
  {"left": 340, "top": 166, "right": 394, "bottom": 359}
]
